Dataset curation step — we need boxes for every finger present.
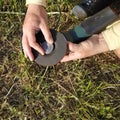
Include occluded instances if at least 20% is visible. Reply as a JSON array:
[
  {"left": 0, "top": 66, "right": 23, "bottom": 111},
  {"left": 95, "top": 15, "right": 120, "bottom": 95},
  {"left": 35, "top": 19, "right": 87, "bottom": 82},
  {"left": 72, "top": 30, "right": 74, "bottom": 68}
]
[
  {"left": 22, "top": 35, "right": 34, "bottom": 61},
  {"left": 61, "top": 42, "right": 81, "bottom": 62},
  {"left": 22, "top": 47, "right": 28, "bottom": 58},
  {"left": 61, "top": 52, "right": 81, "bottom": 62},
  {"left": 68, "top": 42, "right": 79, "bottom": 52},
  {"left": 40, "top": 22, "right": 53, "bottom": 44},
  {"left": 22, "top": 49, "right": 28, "bottom": 58},
  {"left": 28, "top": 31, "right": 45, "bottom": 55}
]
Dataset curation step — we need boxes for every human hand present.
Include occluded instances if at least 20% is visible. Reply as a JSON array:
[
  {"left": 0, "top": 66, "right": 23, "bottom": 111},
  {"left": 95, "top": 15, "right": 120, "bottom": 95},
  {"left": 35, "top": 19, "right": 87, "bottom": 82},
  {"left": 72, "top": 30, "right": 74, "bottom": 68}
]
[
  {"left": 22, "top": 4, "right": 53, "bottom": 61},
  {"left": 61, "top": 34, "right": 109, "bottom": 62}
]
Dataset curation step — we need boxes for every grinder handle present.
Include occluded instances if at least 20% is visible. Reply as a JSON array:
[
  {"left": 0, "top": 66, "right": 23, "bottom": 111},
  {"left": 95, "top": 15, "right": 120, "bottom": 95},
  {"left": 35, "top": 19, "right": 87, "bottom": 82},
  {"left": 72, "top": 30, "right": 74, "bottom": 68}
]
[{"left": 63, "top": 7, "right": 118, "bottom": 43}]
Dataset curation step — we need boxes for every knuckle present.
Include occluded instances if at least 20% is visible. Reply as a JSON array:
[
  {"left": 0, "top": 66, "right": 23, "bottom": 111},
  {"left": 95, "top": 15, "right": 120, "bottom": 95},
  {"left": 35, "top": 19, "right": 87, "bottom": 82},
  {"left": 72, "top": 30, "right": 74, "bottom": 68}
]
[{"left": 30, "top": 41, "right": 36, "bottom": 47}]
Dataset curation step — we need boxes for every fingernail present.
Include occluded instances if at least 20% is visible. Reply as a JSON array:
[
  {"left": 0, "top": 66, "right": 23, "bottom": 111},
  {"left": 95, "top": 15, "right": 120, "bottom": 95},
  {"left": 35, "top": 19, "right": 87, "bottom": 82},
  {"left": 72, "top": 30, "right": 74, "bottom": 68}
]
[
  {"left": 49, "top": 40, "right": 53, "bottom": 44},
  {"left": 30, "top": 57, "right": 34, "bottom": 61},
  {"left": 41, "top": 51, "right": 45, "bottom": 56},
  {"left": 25, "top": 54, "right": 27, "bottom": 58}
]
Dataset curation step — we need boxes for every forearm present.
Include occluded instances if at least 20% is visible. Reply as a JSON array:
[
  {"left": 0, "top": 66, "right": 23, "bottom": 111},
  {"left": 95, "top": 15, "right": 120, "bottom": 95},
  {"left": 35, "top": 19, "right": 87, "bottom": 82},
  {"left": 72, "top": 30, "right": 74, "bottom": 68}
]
[
  {"left": 102, "top": 20, "right": 120, "bottom": 50},
  {"left": 26, "top": 0, "right": 47, "bottom": 7}
]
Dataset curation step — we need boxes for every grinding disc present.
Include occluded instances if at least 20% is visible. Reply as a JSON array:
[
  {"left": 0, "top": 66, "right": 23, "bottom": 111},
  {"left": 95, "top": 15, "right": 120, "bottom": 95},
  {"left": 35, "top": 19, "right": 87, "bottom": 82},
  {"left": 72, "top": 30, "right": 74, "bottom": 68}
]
[{"left": 32, "top": 29, "right": 67, "bottom": 66}]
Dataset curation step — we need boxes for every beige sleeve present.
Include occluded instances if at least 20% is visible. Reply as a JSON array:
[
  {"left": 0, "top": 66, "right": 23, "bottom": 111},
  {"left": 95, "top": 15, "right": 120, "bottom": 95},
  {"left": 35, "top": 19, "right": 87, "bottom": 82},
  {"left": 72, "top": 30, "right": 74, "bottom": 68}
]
[
  {"left": 26, "top": 0, "right": 47, "bottom": 7},
  {"left": 102, "top": 20, "right": 120, "bottom": 50}
]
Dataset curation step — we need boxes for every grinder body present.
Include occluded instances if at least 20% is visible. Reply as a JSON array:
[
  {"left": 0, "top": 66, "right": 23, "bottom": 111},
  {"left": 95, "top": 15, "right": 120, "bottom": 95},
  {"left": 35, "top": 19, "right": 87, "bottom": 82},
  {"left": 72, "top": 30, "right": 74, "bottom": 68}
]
[{"left": 64, "top": 7, "right": 118, "bottom": 43}]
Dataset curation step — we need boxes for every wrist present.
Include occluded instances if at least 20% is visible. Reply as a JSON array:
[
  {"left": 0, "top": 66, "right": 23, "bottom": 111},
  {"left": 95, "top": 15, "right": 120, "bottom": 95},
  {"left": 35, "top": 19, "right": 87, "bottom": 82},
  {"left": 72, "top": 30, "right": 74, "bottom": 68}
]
[
  {"left": 27, "top": 4, "right": 47, "bottom": 15},
  {"left": 98, "top": 33, "right": 110, "bottom": 51}
]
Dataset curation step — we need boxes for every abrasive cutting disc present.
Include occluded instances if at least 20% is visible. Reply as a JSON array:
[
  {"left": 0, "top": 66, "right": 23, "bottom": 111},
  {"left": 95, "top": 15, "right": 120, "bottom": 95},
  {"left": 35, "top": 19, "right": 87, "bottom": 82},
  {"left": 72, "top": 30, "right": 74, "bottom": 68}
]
[{"left": 32, "top": 30, "right": 67, "bottom": 66}]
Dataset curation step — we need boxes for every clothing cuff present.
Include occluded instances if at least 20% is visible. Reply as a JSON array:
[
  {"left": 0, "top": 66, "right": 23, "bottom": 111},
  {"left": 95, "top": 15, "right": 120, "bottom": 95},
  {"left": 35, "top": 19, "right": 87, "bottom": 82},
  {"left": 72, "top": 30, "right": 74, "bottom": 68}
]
[
  {"left": 102, "top": 20, "right": 120, "bottom": 50},
  {"left": 26, "top": 0, "right": 47, "bottom": 8}
]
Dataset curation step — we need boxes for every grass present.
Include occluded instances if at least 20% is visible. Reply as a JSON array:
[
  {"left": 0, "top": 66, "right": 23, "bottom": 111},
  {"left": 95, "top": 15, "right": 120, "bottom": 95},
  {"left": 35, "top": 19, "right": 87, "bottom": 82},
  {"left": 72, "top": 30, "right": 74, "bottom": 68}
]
[{"left": 0, "top": 0, "right": 120, "bottom": 120}]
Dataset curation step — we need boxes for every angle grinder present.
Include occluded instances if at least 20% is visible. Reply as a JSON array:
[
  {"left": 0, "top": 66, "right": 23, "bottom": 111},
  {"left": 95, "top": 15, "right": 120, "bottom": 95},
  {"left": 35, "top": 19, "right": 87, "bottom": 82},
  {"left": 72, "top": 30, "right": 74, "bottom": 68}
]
[{"left": 32, "top": 6, "right": 119, "bottom": 66}]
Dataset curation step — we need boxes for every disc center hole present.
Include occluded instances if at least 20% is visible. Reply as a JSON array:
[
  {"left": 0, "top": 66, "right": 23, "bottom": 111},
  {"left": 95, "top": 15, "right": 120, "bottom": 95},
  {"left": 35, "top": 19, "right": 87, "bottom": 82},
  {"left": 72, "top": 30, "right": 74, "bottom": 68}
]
[{"left": 41, "top": 41, "right": 54, "bottom": 55}]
